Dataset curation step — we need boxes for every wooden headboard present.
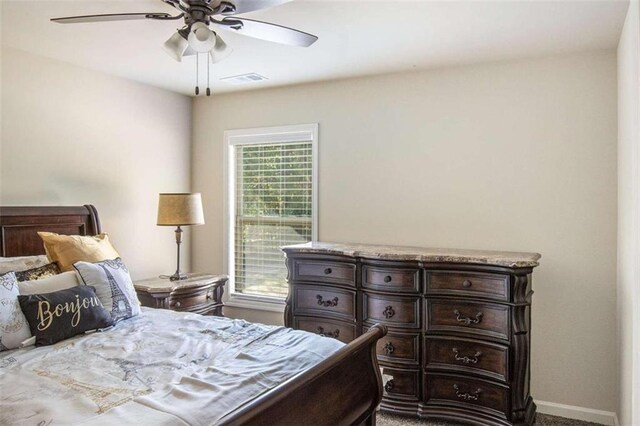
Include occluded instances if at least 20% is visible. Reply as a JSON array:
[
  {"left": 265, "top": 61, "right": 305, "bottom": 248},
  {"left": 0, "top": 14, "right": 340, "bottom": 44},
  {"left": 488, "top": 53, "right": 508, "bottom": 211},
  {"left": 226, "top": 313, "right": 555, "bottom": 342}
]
[{"left": 0, "top": 205, "right": 101, "bottom": 257}]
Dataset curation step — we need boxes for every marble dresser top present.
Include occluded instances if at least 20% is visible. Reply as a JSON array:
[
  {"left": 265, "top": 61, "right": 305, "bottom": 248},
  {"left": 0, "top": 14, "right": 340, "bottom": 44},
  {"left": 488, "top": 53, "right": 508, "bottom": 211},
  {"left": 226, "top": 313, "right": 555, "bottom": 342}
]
[{"left": 282, "top": 242, "right": 541, "bottom": 268}]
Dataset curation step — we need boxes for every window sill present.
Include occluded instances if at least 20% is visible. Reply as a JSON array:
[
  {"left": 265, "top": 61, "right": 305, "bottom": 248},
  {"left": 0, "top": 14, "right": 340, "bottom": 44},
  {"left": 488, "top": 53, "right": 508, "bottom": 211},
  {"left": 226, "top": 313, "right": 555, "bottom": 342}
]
[{"left": 225, "top": 293, "right": 286, "bottom": 313}]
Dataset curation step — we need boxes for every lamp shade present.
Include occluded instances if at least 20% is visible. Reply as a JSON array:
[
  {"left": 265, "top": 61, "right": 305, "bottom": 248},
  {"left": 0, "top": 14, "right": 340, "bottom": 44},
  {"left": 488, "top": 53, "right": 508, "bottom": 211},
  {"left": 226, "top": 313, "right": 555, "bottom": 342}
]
[{"left": 157, "top": 193, "right": 205, "bottom": 226}]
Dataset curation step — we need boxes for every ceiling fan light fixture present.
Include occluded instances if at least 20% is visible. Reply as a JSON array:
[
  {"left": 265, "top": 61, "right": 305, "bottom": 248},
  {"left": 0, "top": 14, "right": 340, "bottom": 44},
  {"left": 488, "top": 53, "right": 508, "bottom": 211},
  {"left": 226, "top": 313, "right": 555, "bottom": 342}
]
[
  {"left": 163, "top": 31, "right": 189, "bottom": 62},
  {"left": 188, "top": 22, "right": 216, "bottom": 53}
]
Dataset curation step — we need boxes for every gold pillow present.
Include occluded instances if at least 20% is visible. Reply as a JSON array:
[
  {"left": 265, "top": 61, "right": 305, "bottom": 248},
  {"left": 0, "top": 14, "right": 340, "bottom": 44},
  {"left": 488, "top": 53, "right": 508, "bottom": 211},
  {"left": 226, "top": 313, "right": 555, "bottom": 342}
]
[{"left": 38, "top": 232, "right": 120, "bottom": 272}]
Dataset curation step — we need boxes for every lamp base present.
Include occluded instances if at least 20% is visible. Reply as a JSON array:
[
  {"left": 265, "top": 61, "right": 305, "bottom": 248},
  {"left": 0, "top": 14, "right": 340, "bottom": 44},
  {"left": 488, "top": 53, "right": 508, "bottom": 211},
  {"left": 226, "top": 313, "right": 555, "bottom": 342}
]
[{"left": 169, "top": 272, "right": 189, "bottom": 281}]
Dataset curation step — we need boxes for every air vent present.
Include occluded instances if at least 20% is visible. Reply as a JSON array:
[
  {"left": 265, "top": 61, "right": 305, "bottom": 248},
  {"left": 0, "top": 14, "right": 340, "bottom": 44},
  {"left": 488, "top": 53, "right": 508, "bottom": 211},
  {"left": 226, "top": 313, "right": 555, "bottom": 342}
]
[{"left": 220, "top": 73, "right": 269, "bottom": 85}]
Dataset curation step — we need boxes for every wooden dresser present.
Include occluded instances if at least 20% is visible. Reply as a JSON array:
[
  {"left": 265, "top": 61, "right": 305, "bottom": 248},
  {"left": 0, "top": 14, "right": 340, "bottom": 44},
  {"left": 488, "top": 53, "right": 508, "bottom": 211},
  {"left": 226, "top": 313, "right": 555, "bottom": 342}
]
[{"left": 283, "top": 242, "right": 540, "bottom": 426}]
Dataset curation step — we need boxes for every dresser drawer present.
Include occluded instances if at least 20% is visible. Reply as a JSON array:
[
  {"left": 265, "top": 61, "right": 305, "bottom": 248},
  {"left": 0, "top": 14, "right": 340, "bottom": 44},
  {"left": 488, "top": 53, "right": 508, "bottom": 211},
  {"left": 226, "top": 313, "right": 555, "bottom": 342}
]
[
  {"left": 292, "top": 259, "right": 356, "bottom": 287},
  {"left": 381, "top": 366, "right": 421, "bottom": 402},
  {"left": 366, "top": 329, "right": 420, "bottom": 366},
  {"left": 364, "top": 293, "right": 421, "bottom": 329},
  {"left": 292, "top": 285, "right": 356, "bottom": 321},
  {"left": 424, "top": 373, "right": 509, "bottom": 418},
  {"left": 426, "top": 300, "right": 510, "bottom": 340},
  {"left": 294, "top": 317, "right": 357, "bottom": 344},
  {"left": 363, "top": 265, "right": 420, "bottom": 293},
  {"left": 425, "top": 336, "right": 509, "bottom": 382},
  {"left": 426, "top": 271, "right": 510, "bottom": 301}
]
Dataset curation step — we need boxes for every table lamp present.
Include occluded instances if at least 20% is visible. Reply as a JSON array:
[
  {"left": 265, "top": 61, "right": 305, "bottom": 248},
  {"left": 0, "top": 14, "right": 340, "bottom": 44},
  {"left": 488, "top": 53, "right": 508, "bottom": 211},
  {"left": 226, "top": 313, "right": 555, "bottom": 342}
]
[{"left": 157, "top": 193, "right": 205, "bottom": 281}]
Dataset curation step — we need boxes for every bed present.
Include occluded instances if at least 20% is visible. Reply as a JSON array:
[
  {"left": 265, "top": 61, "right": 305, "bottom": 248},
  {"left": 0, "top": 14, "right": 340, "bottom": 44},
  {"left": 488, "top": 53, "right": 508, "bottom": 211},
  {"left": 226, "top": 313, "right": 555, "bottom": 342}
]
[{"left": 0, "top": 205, "right": 387, "bottom": 425}]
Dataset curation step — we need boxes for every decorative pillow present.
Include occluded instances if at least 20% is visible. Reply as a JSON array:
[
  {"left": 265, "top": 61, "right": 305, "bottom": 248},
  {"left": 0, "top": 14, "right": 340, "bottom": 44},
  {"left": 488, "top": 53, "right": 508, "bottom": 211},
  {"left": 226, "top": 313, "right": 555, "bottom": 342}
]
[
  {"left": 0, "top": 255, "right": 50, "bottom": 275},
  {"left": 38, "top": 232, "right": 120, "bottom": 272},
  {"left": 18, "top": 286, "right": 113, "bottom": 346},
  {"left": 15, "top": 263, "right": 61, "bottom": 282},
  {"left": 73, "top": 258, "right": 140, "bottom": 322},
  {"left": 18, "top": 271, "right": 80, "bottom": 295},
  {"left": 0, "top": 272, "right": 32, "bottom": 351}
]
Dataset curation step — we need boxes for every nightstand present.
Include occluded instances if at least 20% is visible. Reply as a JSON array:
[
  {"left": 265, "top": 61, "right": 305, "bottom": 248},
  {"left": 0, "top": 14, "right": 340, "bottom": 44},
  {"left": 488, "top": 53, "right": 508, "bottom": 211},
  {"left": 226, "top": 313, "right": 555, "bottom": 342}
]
[{"left": 134, "top": 273, "right": 228, "bottom": 316}]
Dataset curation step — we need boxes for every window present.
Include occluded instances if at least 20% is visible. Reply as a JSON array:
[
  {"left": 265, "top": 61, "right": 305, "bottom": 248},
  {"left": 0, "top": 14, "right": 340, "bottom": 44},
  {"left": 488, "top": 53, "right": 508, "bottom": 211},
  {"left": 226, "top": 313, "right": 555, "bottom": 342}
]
[{"left": 225, "top": 124, "right": 318, "bottom": 309}]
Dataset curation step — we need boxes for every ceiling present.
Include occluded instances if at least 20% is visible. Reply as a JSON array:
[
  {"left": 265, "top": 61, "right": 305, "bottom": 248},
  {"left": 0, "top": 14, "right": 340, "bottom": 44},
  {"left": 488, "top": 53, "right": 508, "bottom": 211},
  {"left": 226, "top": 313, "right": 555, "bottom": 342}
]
[{"left": 1, "top": 0, "right": 630, "bottom": 96}]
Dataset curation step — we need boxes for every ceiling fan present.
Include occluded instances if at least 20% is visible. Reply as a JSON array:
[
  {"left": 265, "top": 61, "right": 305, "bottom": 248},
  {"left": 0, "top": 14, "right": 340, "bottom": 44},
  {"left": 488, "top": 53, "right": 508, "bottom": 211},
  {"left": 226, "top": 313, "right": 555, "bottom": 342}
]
[{"left": 51, "top": 0, "right": 318, "bottom": 95}]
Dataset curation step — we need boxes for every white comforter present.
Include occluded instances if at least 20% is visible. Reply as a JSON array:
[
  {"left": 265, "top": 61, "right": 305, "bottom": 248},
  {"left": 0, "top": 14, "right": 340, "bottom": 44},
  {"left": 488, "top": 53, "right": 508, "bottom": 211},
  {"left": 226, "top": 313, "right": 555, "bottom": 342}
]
[{"left": 0, "top": 308, "right": 343, "bottom": 425}]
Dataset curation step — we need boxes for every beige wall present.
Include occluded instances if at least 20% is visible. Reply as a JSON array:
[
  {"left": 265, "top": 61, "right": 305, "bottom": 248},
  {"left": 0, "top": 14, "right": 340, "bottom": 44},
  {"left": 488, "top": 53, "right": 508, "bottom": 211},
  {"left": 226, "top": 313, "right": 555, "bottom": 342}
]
[
  {"left": 192, "top": 51, "right": 618, "bottom": 413},
  {"left": 617, "top": 1, "right": 640, "bottom": 425},
  {"left": 0, "top": 47, "right": 192, "bottom": 280}
]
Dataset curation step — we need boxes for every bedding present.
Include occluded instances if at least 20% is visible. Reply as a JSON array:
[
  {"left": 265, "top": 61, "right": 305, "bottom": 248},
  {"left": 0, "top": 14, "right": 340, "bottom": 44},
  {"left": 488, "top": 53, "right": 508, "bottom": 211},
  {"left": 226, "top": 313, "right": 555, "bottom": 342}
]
[
  {"left": 0, "top": 272, "right": 31, "bottom": 351},
  {"left": 15, "top": 262, "right": 61, "bottom": 282},
  {"left": 0, "top": 255, "right": 50, "bottom": 275},
  {"left": 18, "top": 271, "right": 80, "bottom": 295},
  {"left": 38, "top": 232, "right": 119, "bottom": 271},
  {"left": 0, "top": 307, "right": 344, "bottom": 426},
  {"left": 74, "top": 257, "right": 140, "bottom": 322}
]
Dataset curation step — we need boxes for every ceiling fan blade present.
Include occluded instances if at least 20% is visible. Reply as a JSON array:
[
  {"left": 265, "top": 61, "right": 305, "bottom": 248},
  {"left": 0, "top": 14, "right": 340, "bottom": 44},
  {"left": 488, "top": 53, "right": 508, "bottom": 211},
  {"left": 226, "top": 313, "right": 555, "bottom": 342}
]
[
  {"left": 220, "top": 0, "right": 292, "bottom": 15},
  {"left": 219, "top": 17, "right": 317, "bottom": 47},
  {"left": 210, "top": 35, "right": 233, "bottom": 63},
  {"left": 51, "top": 13, "right": 173, "bottom": 24}
]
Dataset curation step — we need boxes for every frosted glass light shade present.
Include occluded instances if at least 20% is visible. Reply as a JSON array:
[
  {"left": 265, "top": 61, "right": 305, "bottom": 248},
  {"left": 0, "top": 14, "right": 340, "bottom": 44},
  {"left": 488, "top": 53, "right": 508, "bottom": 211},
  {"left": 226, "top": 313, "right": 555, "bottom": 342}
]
[
  {"left": 188, "top": 22, "right": 216, "bottom": 53},
  {"left": 163, "top": 31, "right": 190, "bottom": 62},
  {"left": 157, "top": 193, "right": 205, "bottom": 226}
]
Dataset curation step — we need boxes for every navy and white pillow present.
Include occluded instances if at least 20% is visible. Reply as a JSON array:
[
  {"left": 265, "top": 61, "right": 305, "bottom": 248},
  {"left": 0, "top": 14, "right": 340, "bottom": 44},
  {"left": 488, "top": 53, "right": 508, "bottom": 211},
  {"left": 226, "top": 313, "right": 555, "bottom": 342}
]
[
  {"left": 0, "top": 272, "right": 32, "bottom": 351},
  {"left": 73, "top": 258, "right": 140, "bottom": 323}
]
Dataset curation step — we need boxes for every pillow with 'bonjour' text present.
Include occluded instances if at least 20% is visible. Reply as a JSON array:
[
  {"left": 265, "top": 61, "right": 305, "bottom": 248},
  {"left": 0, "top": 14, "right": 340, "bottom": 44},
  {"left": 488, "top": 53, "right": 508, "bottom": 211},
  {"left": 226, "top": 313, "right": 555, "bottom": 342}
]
[{"left": 18, "top": 285, "right": 113, "bottom": 346}]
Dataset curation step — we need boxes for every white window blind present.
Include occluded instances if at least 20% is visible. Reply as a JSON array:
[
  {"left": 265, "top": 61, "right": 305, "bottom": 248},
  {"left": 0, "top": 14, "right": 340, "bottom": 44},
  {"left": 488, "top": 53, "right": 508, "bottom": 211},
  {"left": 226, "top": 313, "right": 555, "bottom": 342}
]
[{"left": 233, "top": 141, "right": 314, "bottom": 298}]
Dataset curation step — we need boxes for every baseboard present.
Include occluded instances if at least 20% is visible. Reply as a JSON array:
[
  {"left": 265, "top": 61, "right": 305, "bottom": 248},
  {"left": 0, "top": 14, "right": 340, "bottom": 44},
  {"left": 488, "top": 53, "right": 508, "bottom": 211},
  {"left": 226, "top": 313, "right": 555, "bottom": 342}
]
[{"left": 536, "top": 400, "right": 618, "bottom": 425}]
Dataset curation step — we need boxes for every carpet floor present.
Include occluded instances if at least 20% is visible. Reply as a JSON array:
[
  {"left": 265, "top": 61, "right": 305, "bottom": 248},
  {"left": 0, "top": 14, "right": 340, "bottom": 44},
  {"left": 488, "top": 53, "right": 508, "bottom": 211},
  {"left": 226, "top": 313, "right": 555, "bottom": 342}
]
[{"left": 377, "top": 412, "right": 602, "bottom": 426}]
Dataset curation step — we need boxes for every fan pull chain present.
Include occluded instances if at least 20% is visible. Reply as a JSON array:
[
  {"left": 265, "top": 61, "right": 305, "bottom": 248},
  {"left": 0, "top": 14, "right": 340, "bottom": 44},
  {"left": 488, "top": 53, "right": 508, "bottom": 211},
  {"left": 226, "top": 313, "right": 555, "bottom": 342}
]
[
  {"left": 195, "top": 53, "right": 200, "bottom": 96},
  {"left": 206, "top": 55, "right": 211, "bottom": 96}
]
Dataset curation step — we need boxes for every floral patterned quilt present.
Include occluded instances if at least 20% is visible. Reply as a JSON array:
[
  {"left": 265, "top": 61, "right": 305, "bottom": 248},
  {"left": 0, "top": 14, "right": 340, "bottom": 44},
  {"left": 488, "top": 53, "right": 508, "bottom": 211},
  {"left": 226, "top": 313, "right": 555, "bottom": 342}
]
[{"left": 0, "top": 308, "right": 343, "bottom": 425}]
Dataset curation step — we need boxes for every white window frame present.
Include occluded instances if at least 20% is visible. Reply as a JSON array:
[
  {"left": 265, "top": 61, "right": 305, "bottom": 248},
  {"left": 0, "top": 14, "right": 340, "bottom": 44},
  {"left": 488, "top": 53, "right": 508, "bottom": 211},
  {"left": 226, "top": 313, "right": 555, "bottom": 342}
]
[{"left": 224, "top": 123, "right": 318, "bottom": 312}]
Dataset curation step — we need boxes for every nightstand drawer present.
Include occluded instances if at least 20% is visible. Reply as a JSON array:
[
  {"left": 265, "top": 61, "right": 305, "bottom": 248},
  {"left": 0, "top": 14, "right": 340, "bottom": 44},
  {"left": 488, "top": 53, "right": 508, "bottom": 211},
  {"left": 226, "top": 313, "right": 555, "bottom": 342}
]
[{"left": 134, "top": 274, "right": 227, "bottom": 316}]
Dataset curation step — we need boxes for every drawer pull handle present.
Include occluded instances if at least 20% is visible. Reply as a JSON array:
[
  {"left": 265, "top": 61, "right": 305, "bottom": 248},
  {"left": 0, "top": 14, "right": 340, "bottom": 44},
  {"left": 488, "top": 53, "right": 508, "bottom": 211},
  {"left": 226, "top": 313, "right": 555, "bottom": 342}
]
[
  {"left": 175, "top": 301, "right": 182, "bottom": 308},
  {"left": 324, "top": 268, "right": 332, "bottom": 275},
  {"left": 383, "top": 305, "right": 395, "bottom": 319},
  {"left": 384, "top": 275, "right": 392, "bottom": 283},
  {"left": 317, "top": 326, "right": 340, "bottom": 339},
  {"left": 453, "top": 384, "right": 482, "bottom": 401},
  {"left": 316, "top": 295, "right": 339, "bottom": 307},
  {"left": 452, "top": 348, "right": 482, "bottom": 364},
  {"left": 462, "top": 280, "right": 472, "bottom": 288},
  {"left": 454, "top": 310, "right": 483, "bottom": 325},
  {"left": 383, "top": 341, "right": 395, "bottom": 356},
  {"left": 384, "top": 379, "right": 395, "bottom": 392}
]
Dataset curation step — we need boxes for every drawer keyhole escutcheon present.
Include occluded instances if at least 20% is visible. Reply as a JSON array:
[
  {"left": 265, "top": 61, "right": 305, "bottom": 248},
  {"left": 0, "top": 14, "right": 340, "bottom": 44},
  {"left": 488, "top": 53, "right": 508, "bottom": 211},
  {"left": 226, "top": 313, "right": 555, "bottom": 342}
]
[
  {"left": 384, "top": 275, "right": 392, "bottom": 283},
  {"left": 384, "top": 379, "right": 395, "bottom": 392},
  {"left": 383, "top": 305, "right": 395, "bottom": 319},
  {"left": 452, "top": 348, "right": 482, "bottom": 364},
  {"left": 454, "top": 310, "right": 483, "bottom": 325},
  {"left": 453, "top": 384, "right": 482, "bottom": 401},
  {"left": 462, "top": 280, "right": 472, "bottom": 288},
  {"left": 383, "top": 341, "right": 395, "bottom": 356},
  {"left": 317, "top": 326, "right": 340, "bottom": 339},
  {"left": 316, "top": 295, "right": 339, "bottom": 307},
  {"left": 324, "top": 268, "right": 332, "bottom": 275}
]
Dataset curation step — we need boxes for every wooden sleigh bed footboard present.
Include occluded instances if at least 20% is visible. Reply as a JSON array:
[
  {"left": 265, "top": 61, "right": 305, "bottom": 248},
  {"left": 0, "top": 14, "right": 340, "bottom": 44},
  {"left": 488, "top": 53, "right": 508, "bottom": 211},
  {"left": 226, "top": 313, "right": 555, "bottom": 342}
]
[{"left": 219, "top": 323, "right": 388, "bottom": 426}]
